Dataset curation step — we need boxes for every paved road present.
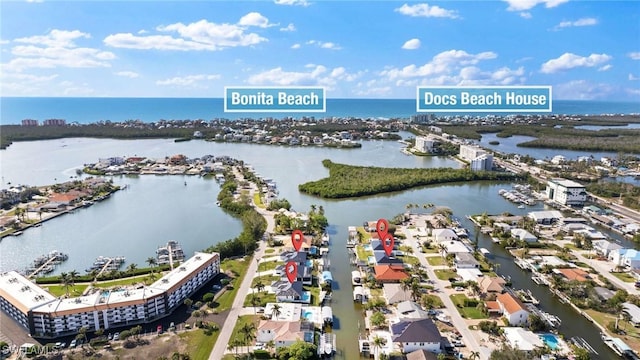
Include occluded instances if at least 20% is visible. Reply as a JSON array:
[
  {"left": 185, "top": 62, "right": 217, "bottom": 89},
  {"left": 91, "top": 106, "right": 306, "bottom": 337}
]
[
  {"left": 572, "top": 250, "right": 640, "bottom": 295},
  {"left": 208, "top": 167, "right": 276, "bottom": 360},
  {"left": 404, "top": 228, "right": 492, "bottom": 360}
]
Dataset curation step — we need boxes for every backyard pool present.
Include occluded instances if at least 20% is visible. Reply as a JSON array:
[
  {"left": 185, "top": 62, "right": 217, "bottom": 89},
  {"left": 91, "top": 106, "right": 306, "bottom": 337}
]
[{"left": 539, "top": 333, "right": 559, "bottom": 350}]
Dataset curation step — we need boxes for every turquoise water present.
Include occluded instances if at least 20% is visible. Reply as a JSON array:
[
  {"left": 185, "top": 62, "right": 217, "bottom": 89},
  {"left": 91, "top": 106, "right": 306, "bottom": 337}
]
[
  {"left": 367, "top": 256, "right": 375, "bottom": 264},
  {"left": 303, "top": 311, "right": 313, "bottom": 320},
  {"left": 301, "top": 292, "right": 311, "bottom": 303},
  {"left": 1, "top": 97, "right": 638, "bottom": 124},
  {"left": 540, "top": 333, "right": 559, "bottom": 350},
  {"left": 363, "top": 244, "right": 372, "bottom": 251}
]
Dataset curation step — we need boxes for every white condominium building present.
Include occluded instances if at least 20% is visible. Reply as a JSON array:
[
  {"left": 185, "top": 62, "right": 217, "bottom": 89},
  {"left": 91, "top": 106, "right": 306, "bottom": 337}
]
[{"left": 545, "top": 178, "right": 587, "bottom": 206}]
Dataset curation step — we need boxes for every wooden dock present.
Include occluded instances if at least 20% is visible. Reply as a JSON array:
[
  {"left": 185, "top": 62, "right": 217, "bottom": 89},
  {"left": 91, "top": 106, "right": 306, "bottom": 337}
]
[
  {"left": 95, "top": 258, "right": 115, "bottom": 278},
  {"left": 27, "top": 257, "right": 58, "bottom": 279}
]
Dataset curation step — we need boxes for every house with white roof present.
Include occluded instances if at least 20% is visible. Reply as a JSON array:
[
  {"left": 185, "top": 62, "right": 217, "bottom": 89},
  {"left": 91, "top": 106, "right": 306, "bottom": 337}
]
[
  {"left": 432, "top": 229, "right": 458, "bottom": 243},
  {"left": 593, "top": 239, "right": 623, "bottom": 257},
  {"left": 609, "top": 249, "right": 640, "bottom": 269},
  {"left": 510, "top": 228, "right": 537, "bottom": 243},
  {"left": 256, "top": 320, "right": 314, "bottom": 349},
  {"left": 502, "top": 327, "right": 544, "bottom": 351}
]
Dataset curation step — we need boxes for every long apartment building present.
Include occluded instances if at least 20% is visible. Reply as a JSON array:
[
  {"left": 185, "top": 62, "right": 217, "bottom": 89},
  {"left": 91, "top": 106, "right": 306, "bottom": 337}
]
[
  {"left": 459, "top": 144, "right": 493, "bottom": 171},
  {"left": 545, "top": 178, "right": 587, "bottom": 206},
  {"left": 0, "top": 251, "right": 220, "bottom": 339}
]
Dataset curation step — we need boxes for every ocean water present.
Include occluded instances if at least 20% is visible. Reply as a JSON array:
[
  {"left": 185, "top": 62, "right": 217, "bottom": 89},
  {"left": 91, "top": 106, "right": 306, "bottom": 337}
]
[{"left": 1, "top": 97, "right": 639, "bottom": 124}]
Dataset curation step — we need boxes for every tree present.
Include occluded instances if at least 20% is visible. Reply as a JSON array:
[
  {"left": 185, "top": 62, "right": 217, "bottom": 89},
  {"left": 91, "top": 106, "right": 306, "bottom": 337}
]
[
  {"left": 438, "top": 243, "right": 447, "bottom": 260},
  {"left": 255, "top": 280, "right": 265, "bottom": 293},
  {"left": 76, "top": 326, "right": 88, "bottom": 344},
  {"left": 227, "top": 339, "right": 241, "bottom": 359},
  {"left": 271, "top": 303, "right": 282, "bottom": 320},
  {"left": 400, "top": 277, "right": 413, "bottom": 301},
  {"left": 146, "top": 257, "right": 157, "bottom": 271},
  {"left": 277, "top": 340, "right": 317, "bottom": 360},
  {"left": 240, "top": 322, "right": 256, "bottom": 354},
  {"left": 370, "top": 311, "right": 387, "bottom": 329},
  {"left": 372, "top": 335, "right": 386, "bottom": 360},
  {"left": 184, "top": 298, "right": 193, "bottom": 309},
  {"left": 60, "top": 272, "right": 71, "bottom": 297},
  {"left": 127, "top": 263, "right": 137, "bottom": 273},
  {"left": 469, "top": 351, "right": 480, "bottom": 360}
]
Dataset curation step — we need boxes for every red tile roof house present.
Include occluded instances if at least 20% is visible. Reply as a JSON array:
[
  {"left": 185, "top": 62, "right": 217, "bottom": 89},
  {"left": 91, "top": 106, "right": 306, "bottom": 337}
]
[
  {"left": 374, "top": 265, "right": 410, "bottom": 283},
  {"left": 496, "top": 292, "right": 530, "bottom": 326}
]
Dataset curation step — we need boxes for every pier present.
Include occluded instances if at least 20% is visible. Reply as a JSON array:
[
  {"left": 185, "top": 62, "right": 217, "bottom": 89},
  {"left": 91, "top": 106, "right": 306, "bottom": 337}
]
[
  {"left": 27, "top": 257, "right": 59, "bottom": 278},
  {"left": 26, "top": 251, "right": 68, "bottom": 278}
]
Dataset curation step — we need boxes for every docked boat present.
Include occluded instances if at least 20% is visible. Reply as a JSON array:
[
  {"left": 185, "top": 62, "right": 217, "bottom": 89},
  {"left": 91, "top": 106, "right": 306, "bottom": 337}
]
[
  {"left": 602, "top": 333, "right": 638, "bottom": 358},
  {"left": 320, "top": 333, "right": 335, "bottom": 357},
  {"left": 515, "top": 288, "right": 539, "bottom": 305},
  {"left": 156, "top": 240, "right": 185, "bottom": 265},
  {"left": 479, "top": 248, "right": 492, "bottom": 258},
  {"left": 351, "top": 270, "right": 362, "bottom": 285},
  {"left": 322, "top": 306, "right": 333, "bottom": 326}
]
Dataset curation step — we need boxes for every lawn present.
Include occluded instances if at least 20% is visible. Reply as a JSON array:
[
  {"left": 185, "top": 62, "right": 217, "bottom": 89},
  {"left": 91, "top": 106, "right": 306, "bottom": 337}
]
[
  {"left": 43, "top": 284, "right": 89, "bottom": 297},
  {"left": 251, "top": 275, "right": 280, "bottom": 288},
  {"left": 259, "top": 260, "right": 281, "bottom": 272},
  {"left": 216, "top": 257, "right": 251, "bottom": 311},
  {"left": 229, "top": 315, "right": 260, "bottom": 347},
  {"left": 612, "top": 272, "right": 636, "bottom": 283},
  {"left": 355, "top": 245, "right": 372, "bottom": 261},
  {"left": 179, "top": 328, "right": 220, "bottom": 360},
  {"left": 402, "top": 255, "right": 421, "bottom": 267},
  {"left": 357, "top": 227, "right": 372, "bottom": 243},
  {"left": 253, "top": 193, "right": 265, "bottom": 209},
  {"left": 434, "top": 270, "right": 458, "bottom": 281},
  {"left": 450, "top": 294, "right": 487, "bottom": 319},
  {"left": 426, "top": 256, "right": 445, "bottom": 266},
  {"left": 585, "top": 309, "right": 640, "bottom": 352},
  {"left": 264, "top": 248, "right": 276, "bottom": 254},
  {"left": 93, "top": 274, "right": 152, "bottom": 288},
  {"left": 243, "top": 292, "right": 276, "bottom": 307},
  {"left": 422, "top": 294, "right": 445, "bottom": 309}
]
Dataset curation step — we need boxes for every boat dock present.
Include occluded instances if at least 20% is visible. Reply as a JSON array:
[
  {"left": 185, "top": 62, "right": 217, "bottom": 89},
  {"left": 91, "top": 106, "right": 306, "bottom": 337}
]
[
  {"left": 570, "top": 337, "right": 598, "bottom": 355},
  {"left": 26, "top": 251, "right": 68, "bottom": 278},
  {"left": 526, "top": 304, "right": 561, "bottom": 328},
  {"left": 87, "top": 256, "right": 126, "bottom": 276}
]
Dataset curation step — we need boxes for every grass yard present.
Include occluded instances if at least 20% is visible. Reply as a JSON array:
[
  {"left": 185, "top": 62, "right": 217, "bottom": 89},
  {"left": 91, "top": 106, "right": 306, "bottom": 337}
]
[
  {"left": 435, "top": 270, "right": 458, "bottom": 281},
  {"left": 355, "top": 245, "right": 373, "bottom": 261},
  {"left": 229, "top": 315, "right": 260, "bottom": 347},
  {"left": 402, "top": 255, "right": 421, "bottom": 267},
  {"left": 585, "top": 309, "right": 640, "bottom": 352},
  {"left": 93, "top": 274, "right": 152, "bottom": 288},
  {"left": 264, "top": 248, "right": 276, "bottom": 254},
  {"left": 216, "top": 257, "right": 251, "bottom": 311},
  {"left": 179, "top": 328, "right": 220, "bottom": 360},
  {"left": 612, "top": 272, "right": 636, "bottom": 283},
  {"left": 251, "top": 275, "right": 280, "bottom": 288},
  {"left": 253, "top": 193, "right": 265, "bottom": 208},
  {"left": 43, "top": 284, "right": 89, "bottom": 297},
  {"left": 244, "top": 292, "right": 276, "bottom": 307},
  {"left": 450, "top": 294, "right": 487, "bottom": 319},
  {"left": 259, "top": 260, "right": 281, "bottom": 272},
  {"left": 357, "top": 227, "right": 372, "bottom": 243},
  {"left": 421, "top": 294, "right": 445, "bottom": 309},
  {"left": 426, "top": 256, "right": 445, "bottom": 266}
]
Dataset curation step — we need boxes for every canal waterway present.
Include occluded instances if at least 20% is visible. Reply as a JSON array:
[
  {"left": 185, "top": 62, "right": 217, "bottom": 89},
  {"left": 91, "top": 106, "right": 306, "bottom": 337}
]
[{"left": 0, "top": 134, "right": 632, "bottom": 358}]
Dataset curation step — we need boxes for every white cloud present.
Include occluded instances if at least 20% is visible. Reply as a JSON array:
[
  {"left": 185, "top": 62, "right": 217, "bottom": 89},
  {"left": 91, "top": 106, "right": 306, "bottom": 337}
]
[
  {"left": 503, "top": 0, "right": 568, "bottom": 11},
  {"left": 629, "top": 74, "right": 640, "bottom": 81},
  {"left": 598, "top": 64, "right": 612, "bottom": 71},
  {"left": 395, "top": 3, "right": 459, "bottom": 19},
  {"left": 274, "top": 0, "right": 310, "bottom": 6},
  {"left": 137, "top": 29, "right": 148, "bottom": 35},
  {"left": 381, "top": 49, "right": 497, "bottom": 80},
  {"left": 291, "top": 43, "right": 301, "bottom": 49},
  {"left": 115, "top": 71, "right": 140, "bottom": 78},
  {"left": 627, "top": 88, "right": 640, "bottom": 96},
  {"left": 104, "top": 16, "right": 269, "bottom": 51},
  {"left": 554, "top": 80, "right": 615, "bottom": 100},
  {"left": 4, "top": 29, "right": 115, "bottom": 72},
  {"left": 553, "top": 17, "right": 597, "bottom": 30},
  {"left": 25, "top": 0, "right": 44, "bottom": 3},
  {"left": 280, "top": 23, "right": 296, "bottom": 32},
  {"left": 156, "top": 74, "right": 221, "bottom": 87},
  {"left": 540, "top": 52, "right": 611, "bottom": 73},
  {"left": 0, "top": 39, "right": 10, "bottom": 45},
  {"left": 629, "top": 52, "right": 640, "bottom": 60},
  {"left": 401, "top": 38, "right": 421, "bottom": 50},
  {"left": 305, "top": 40, "right": 342, "bottom": 50},
  {"left": 519, "top": 12, "right": 532, "bottom": 19},
  {"left": 238, "top": 12, "right": 274, "bottom": 28},
  {"left": 63, "top": 83, "right": 95, "bottom": 96},
  {"left": 247, "top": 65, "right": 361, "bottom": 88}
]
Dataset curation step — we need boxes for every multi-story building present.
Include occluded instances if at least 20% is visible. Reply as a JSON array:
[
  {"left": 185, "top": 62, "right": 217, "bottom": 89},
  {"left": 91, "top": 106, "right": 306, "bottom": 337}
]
[
  {"left": 459, "top": 145, "right": 493, "bottom": 171},
  {"left": 545, "top": 178, "right": 587, "bottom": 206},
  {"left": 0, "top": 252, "right": 220, "bottom": 339},
  {"left": 414, "top": 136, "right": 435, "bottom": 153},
  {"left": 42, "top": 119, "right": 66, "bottom": 126},
  {"left": 21, "top": 119, "right": 39, "bottom": 126}
]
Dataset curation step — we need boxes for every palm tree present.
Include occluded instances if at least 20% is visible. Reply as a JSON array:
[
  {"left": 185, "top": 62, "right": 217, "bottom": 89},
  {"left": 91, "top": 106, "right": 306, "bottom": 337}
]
[
  {"left": 240, "top": 322, "right": 256, "bottom": 355},
  {"left": 60, "top": 272, "right": 71, "bottom": 297},
  {"left": 146, "top": 257, "right": 157, "bottom": 271},
  {"left": 372, "top": 335, "right": 385, "bottom": 360},
  {"left": 469, "top": 351, "right": 480, "bottom": 360},
  {"left": 68, "top": 270, "right": 79, "bottom": 294},
  {"left": 227, "top": 339, "right": 241, "bottom": 359},
  {"left": 254, "top": 280, "right": 265, "bottom": 293},
  {"left": 250, "top": 294, "right": 259, "bottom": 315},
  {"left": 127, "top": 263, "right": 137, "bottom": 274},
  {"left": 400, "top": 277, "right": 413, "bottom": 301},
  {"left": 271, "top": 303, "right": 282, "bottom": 320},
  {"left": 438, "top": 243, "right": 447, "bottom": 260},
  {"left": 410, "top": 279, "right": 421, "bottom": 302}
]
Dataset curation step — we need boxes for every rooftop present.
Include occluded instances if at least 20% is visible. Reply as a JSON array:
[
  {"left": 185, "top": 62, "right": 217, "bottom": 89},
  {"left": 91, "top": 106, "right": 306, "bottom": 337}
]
[
  {"left": 149, "top": 252, "right": 219, "bottom": 293},
  {"left": 0, "top": 271, "right": 57, "bottom": 313}
]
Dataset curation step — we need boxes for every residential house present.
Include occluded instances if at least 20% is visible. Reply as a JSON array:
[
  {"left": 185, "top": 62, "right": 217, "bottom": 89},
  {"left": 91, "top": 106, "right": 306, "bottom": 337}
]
[
  {"left": 454, "top": 253, "right": 480, "bottom": 269},
  {"left": 391, "top": 318, "right": 442, "bottom": 354},
  {"left": 396, "top": 301, "right": 430, "bottom": 319},
  {"left": 275, "top": 264, "right": 312, "bottom": 285},
  {"left": 554, "top": 268, "right": 590, "bottom": 282},
  {"left": 593, "top": 287, "right": 616, "bottom": 302},
  {"left": 374, "top": 265, "right": 410, "bottom": 283},
  {"left": 496, "top": 292, "right": 530, "bottom": 326},
  {"left": 256, "top": 320, "right": 314, "bottom": 349},
  {"left": 432, "top": 229, "right": 458, "bottom": 243},
  {"left": 609, "top": 249, "right": 640, "bottom": 269},
  {"left": 502, "top": 327, "right": 544, "bottom": 351},
  {"left": 406, "top": 349, "right": 439, "bottom": 360},
  {"left": 622, "top": 302, "right": 640, "bottom": 327},
  {"left": 478, "top": 277, "right": 506, "bottom": 296},
  {"left": 510, "top": 228, "right": 537, "bottom": 243},
  {"left": 373, "top": 251, "right": 404, "bottom": 266},
  {"left": 272, "top": 281, "right": 305, "bottom": 303},
  {"left": 383, "top": 284, "right": 412, "bottom": 305},
  {"left": 528, "top": 210, "right": 563, "bottom": 225}
]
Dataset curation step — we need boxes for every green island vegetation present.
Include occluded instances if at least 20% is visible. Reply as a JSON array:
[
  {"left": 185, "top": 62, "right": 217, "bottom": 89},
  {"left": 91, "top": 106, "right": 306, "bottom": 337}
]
[
  {"left": 203, "top": 170, "right": 267, "bottom": 259},
  {"left": 298, "top": 160, "right": 519, "bottom": 199},
  {"left": 488, "top": 140, "right": 500, "bottom": 145},
  {"left": 418, "top": 115, "right": 640, "bottom": 153},
  {"left": 586, "top": 181, "right": 640, "bottom": 211}
]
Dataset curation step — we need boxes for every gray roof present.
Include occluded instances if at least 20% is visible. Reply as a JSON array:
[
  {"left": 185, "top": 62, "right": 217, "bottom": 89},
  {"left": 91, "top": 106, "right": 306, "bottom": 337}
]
[
  {"left": 406, "top": 350, "right": 439, "bottom": 360},
  {"left": 374, "top": 251, "right": 403, "bottom": 265},
  {"left": 391, "top": 318, "right": 442, "bottom": 343},
  {"left": 397, "top": 301, "right": 430, "bottom": 319},
  {"left": 594, "top": 287, "right": 616, "bottom": 301},
  {"left": 455, "top": 252, "right": 480, "bottom": 266},
  {"left": 623, "top": 302, "right": 640, "bottom": 324}
]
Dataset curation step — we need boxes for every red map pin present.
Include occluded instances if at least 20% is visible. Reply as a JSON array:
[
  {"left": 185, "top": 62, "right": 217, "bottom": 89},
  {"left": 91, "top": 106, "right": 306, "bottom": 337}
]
[
  {"left": 382, "top": 232, "right": 394, "bottom": 257},
  {"left": 285, "top": 261, "right": 298, "bottom": 283},
  {"left": 376, "top": 218, "right": 389, "bottom": 240},
  {"left": 291, "top": 229, "right": 304, "bottom": 252}
]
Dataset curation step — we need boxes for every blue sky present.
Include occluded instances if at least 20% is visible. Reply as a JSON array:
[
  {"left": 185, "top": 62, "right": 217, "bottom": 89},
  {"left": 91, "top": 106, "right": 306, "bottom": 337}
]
[{"left": 1, "top": 0, "right": 639, "bottom": 100}]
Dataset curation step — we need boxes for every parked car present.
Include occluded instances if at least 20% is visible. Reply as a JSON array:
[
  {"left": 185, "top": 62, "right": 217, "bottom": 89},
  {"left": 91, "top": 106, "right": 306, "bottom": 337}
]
[
  {"left": 69, "top": 339, "right": 77, "bottom": 348},
  {"left": 454, "top": 287, "right": 465, "bottom": 291},
  {"left": 113, "top": 332, "right": 120, "bottom": 341}
]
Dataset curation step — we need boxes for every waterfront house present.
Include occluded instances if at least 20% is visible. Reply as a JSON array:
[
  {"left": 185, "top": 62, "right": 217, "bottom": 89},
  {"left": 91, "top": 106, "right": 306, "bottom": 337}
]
[
  {"left": 373, "top": 251, "right": 404, "bottom": 266},
  {"left": 502, "top": 327, "right": 544, "bottom": 351},
  {"left": 496, "top": 292, "right": 530, "bottom": 326},
  {"left": 256, "top": 320, "right": 314, "bottom": 349},
  {"left": 275, "top": 263, "right": 312, "bottom": 285},
  {"left": 272, "top": 280, "right": 305, "bottom": 303},
  {"left": 440, "top": 241, "right": 471, "bottom": 255},
  {"left": 528, "top": 210, "right": 563, "bottom": 225},
  {"left": 479, "top": 276, "right": 506, "bottom": 295},
  {"left": 594, "top": 287, "right": 616, "bottom": 302},
  {"left": 432, "top": 229, "right": 458, "bottom": 243},
  {"left": 510, "top": 228, "right": 537, "bottom": 243},
  {"left": 593, "top": 240, "right": 622, "bottom": 257},
  {"left": 383, "top": 284, "right": 412, "bottom": 304},
  {"left": 454, "top": 252, "right": 480, "bottom": 269},
  {"left": 406, "top": 349, "right": 439, "bottom": 360},
  {"left": 397, "top": 301, "right": 430, "bottom": 320},
  {"left": 280, "top": 250, "right": 307, "bottom": 264},
  {"left": 374, "top": 264, "right": 410, "bottom": 283},
  {"left": 554, "top": 268, "right": 590, "bottom": 282},
  {"left": 390, "top": 318, "right": 442, "bottom": 354}
]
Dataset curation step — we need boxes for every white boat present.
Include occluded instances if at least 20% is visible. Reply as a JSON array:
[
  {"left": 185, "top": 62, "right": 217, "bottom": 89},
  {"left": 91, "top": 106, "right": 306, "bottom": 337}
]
[
  {"left": 322, "top": 306, "right": 333, "bottom": 326},
  {"left": 479, "top": 248, "right": 492, "bottom": 258}
]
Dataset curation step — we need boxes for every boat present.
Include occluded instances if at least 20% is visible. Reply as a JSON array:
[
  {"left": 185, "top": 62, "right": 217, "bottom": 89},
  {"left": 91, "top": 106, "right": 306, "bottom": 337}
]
[
  {"left": 515, "top": 288, "right": 539, "bottom": 304},
  {"left": 479, "top": 248, "right": 492, "bottom": 258},
  {"left": 322, "top": 306, "right": 333, "bottom": 326},
  {"left": 320, "top": 333, "right": 335, "bottom": 357},
  {"left": 518, "top": 204, "right": 526, "bottom": 209},
  {"left": 602, "top": 333, "right": 638, "bottom": 358},
  {"left": 156, "top": 240, "right": 185, "bottom": 265}
]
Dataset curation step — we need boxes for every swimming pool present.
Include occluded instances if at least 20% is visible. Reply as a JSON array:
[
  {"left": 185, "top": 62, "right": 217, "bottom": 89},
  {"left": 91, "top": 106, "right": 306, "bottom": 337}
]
[
  {"left": 363, "top": 244, "right": 372, "bottom": 251},
  {"left": 367, "top": 256, "right": 375, "bottom": 264},
  {"left": 303, "top": 311, "right": 313, "bottom": 320},
  {"left": 539, "top": 333, "right": 559, "bottom": 350}
]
